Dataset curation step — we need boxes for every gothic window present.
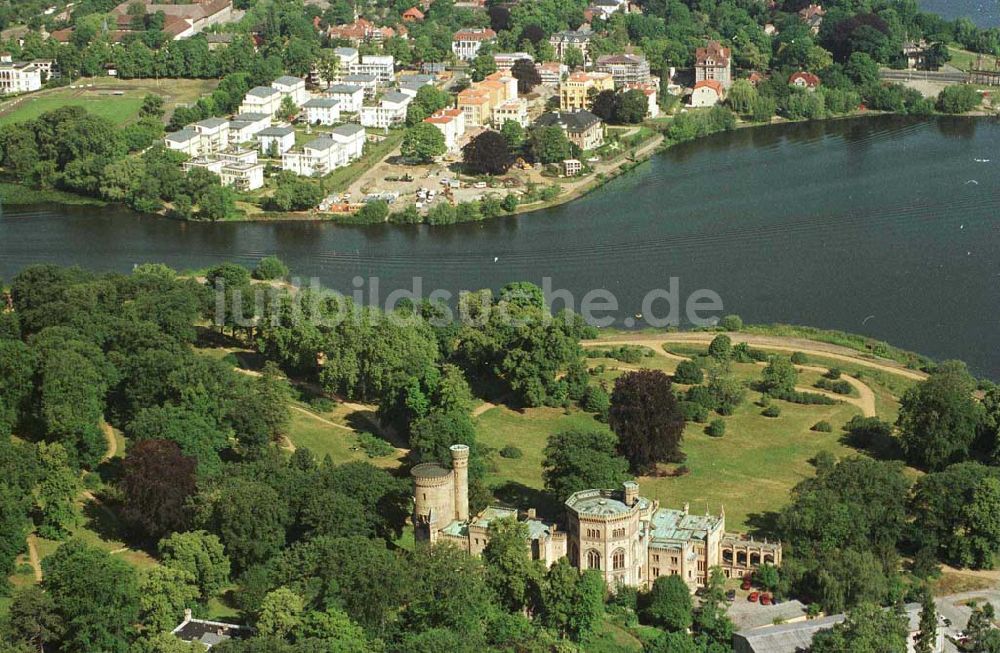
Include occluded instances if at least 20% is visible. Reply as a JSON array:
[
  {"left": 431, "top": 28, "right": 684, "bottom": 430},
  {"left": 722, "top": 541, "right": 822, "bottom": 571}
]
[
  {"left": 612, "top": 549, "right": 626, "bottom": 570},
  {"left": 587, "top": 549, "right": 601, "bottom": 570}
]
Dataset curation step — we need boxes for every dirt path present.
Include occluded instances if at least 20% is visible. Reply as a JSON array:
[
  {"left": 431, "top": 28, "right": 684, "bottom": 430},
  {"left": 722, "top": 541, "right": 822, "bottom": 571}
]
[
  {"left": 590, "top": 333, "right": 927, "bottom": 381},
  {"left": 582, "top": 337, "right": 879, "bottom": 417},
  {"left": 290, "top": 404, "right": 354, "bottom": 432},
  {"left": 26, "top": 534, "right": 41, "bottom": 581},
  {"left": 100, "top": 421, "right": 118, "bottom": 461}
]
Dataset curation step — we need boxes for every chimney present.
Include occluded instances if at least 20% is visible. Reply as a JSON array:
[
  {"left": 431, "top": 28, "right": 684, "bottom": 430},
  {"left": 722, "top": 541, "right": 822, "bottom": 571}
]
[
  {"left": 527, "top": 508, "right": 536, "bottom": 519},
  {"left": 623, "top": 481, "right": 638, "bottom": 507},
  {"left": 683, "top": 502, "right": 689, "bottom": 515},
  {"left": 183, "top": 608, "right": 192, "bottom": 622}
]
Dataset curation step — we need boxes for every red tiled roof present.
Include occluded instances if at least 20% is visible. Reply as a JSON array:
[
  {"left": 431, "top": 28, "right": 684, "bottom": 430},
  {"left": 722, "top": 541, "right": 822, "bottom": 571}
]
[
  {"left": 695, "top": 40, "right": 731, "bottom": 67},
  {"left": 694, "top": 79, "right": 723, "bottom": 94},
  {"left": 453, "top": 28, "right": 496, "bottom": 41},
  {"left": 789, "top": 71, "right": 821, "bottom": 87},
  {"left": 403, "top": 7, "right": 424, "bottom": 20}
]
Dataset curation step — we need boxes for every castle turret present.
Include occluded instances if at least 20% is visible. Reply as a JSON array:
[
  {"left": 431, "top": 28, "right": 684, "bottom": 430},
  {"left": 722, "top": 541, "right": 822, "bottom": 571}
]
[
  {"left": 450, "top": 444, "right": 470, "bottom": 521},
  {"left": 412, "top": 462, "right": 455, "bottom": 541},
  {"left": 623, "top": 481, "right": 638, "bottom": 507}
]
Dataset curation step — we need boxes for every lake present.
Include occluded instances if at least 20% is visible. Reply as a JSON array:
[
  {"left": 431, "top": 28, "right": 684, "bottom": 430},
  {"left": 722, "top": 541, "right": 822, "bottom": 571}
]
[
  {"left": 1, "top": 116, "right": 999, "bottom": 376},
  {"left": 920, "top": 0, "right": 998, "bottom": 26}
]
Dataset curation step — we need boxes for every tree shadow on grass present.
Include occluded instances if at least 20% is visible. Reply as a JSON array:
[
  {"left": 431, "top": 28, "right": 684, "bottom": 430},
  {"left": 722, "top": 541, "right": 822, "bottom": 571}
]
[
  {"left": 743, "top": 510, "right": 782, "bottom": 541},
  {"left": 344, "top": 410, "right": 409, "bottom": 449},
  {"left": 491, "top": 481, "right": 560, "bottom": 520},
  {"left": 94, "top": 457, "right": 123, "bottom": 487},
  {"left": 81, "top": 496, "right": 132, "bottom": 546}
]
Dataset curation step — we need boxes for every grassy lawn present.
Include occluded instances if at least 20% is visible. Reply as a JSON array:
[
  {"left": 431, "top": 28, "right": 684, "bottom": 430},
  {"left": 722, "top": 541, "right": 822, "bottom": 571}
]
[
  {"left": 640, "top": 399, "right": 864, "bottom": 532},
  {"left": 285, "top": 407, "right": 404, "bottom": 470},
  {"left": 324, "top": 128, "right": 405, "bottom": 194},
  {"left": 0, "top": 77, "right": 220, "bottom": 127},
  {"left": 948, "top": 46, "right": 985, "bottom": 72}
]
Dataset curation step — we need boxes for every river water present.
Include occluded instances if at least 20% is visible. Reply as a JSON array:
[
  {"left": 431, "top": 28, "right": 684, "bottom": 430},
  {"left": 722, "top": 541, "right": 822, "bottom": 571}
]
[
  {"left": 920, "top": 0, "right": 998, "bottom": 26},
  {"left": 1, "top": 116, "right": 999, "bottom": 376}
]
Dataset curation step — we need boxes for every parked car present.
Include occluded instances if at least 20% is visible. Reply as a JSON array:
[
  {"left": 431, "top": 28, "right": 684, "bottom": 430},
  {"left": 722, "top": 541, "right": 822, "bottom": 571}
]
[
  {"left": 761, "top": 593, "right": 772, "bottom": 606},
  {"left": 748, "top": 592, "right": 759, "bottom": 603},
  {"left": 725, "top": 590, "right": 736, "bottom": 602},
  {"left": 741, "top": 579, "right": 752, "bottom": 591}
]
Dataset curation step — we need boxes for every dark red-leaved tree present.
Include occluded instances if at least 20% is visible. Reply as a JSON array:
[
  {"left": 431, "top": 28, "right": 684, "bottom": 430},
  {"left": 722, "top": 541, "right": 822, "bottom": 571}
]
[
  {"left": 462, "top": 130, "right": 515, "bottom": 175},
  {"left": 511, "top": 58, "right": 542, "bottom": 95},
  {"left": 121, "top": 439, "right": 197, "bottom": 542},
  {"left": 609, "top": 370, "right": 686, "bottom": 473}
]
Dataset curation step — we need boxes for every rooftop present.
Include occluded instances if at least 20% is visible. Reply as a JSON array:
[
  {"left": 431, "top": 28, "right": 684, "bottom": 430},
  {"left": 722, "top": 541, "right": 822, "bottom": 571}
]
[
  {"left": 193, "top": 117, "right": 228, "bottom": 129},
  {"left": 327, "top": 84, "right": 364, "bottom": 95},
  {"left": 258, "top": 126, "right": 294, "bottom": 137},
  {"left": 565, "top": 488, "right": 634, "bottom": 516},
  {"left": 331, "top": 123, "right": 365, "bottom": 137},
  {"left": 304, "top": 97, "right": 340, "bottom": 108},
  {"left": 411, "top": 462, "right": 451, "bottom": 479},
  {"left": 535, "top": 109, "right": 602, "bottom": 132},
  {"left": 247, "top": 86, "right": 280, "bottom": 99},
  {"left": 165, "top": 128, "right": 199, "bottom": 142},
  {"left": 649, "top": 508, "right": 723, "bottom": 545},
  {"left": 233, "top": 112, "right": 271, "bottom": 121},
  {"left": 381, "top": 91, "right": 411, "bottom": 104},
  {"left": 273, "top": 75, "right": 304, "bottom": 86}
]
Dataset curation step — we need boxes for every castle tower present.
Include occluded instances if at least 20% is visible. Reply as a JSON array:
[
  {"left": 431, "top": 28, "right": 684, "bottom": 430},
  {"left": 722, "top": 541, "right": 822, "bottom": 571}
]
[
  {"left": 411, "top": 462, "right": 455, "bottom": 541},
  {"left": 450, "top": 444, "right": 470, "bottom": 521}
]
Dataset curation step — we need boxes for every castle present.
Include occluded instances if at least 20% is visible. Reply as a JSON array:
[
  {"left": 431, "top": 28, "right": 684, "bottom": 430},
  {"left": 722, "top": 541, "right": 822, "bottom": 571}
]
[{"left": 412, "top": 445, "right": 782, "bottom": 591}]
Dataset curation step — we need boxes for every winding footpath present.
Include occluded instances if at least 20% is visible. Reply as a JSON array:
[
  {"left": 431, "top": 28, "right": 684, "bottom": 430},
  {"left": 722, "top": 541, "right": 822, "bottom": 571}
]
[{"left": 582, "top": 331, "right": 926, "bottom": 419}]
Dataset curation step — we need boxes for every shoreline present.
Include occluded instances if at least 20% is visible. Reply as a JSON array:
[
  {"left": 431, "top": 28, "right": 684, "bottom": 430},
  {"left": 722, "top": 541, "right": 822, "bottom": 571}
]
[{"left": 1, "top": 112, "right": 988, "bottom": 223}]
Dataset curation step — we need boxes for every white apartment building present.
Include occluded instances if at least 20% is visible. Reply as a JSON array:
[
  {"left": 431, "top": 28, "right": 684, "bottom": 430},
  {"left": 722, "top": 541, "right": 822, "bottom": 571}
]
[
  {"left": 348, "top": 55, "right": 395, "bottom": 86},
  {"left": 164, "top": 128, "right": 203, "bottom": 157},
  {"left": 0, "top": 61, "right": 42, "bottom": 94},
  {"left": 342, "top": 74, "right": 378, "bottom": 98},
  {"left": 258, "top": 126, "right": 296, "bottom": 155},
  {"left": 398, "top": 74, "right": 436, "bottom": 98},
  {"left": 493, "top": 98, "right": 529, "bottom": 127},
  {"left": 220, "top": 162, "right": 264, "bottom": 191},
  {"left": 227, "top": 112, "right": 271, "bottom": 144},
  {"left": 191, "top": 118, "right": 230, "bottom": 152},
  {"left": 328, "top": 123, "right": 365, "bottom": 162},
  {"left": 271, "top": 75, "right": 309, "bottom": 107},
  {"left": 359, "top": 91, "right": 411, "bottom": 128},
  {"left": 302, "top": 98, "right": 341, "bottom": 125},
  {"left": 239, "top": 86, "right": 282, "bottom": 116},
  {"left": 423, "top": 108, "right": 465, "bottom": 152},
  {"left": 325, "top": 85, "right": 364, "bottom": 113},
  {"left": 334, "top": 47, "right": 359, "bottom": 69},
  {"left": 451, "top": 28, "right": 496, "bottom": 61},
  {"left": 493, "top": 52, "right": 533, "bottom": 73},
  {"left": 282, "top": 136, "right": 340, "bottom": 177}
]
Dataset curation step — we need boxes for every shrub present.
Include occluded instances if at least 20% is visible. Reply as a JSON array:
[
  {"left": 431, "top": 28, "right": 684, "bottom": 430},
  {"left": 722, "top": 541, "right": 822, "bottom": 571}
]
[
  {"left": 357, "top": 432, "right": 395, "bottom": 457},
  {"left": 354, "top": 200, "right": 389, "bottom": 224},
  {"left": 673, "top": 360, "right": 704, "bottom": 385},
  {"left": 388, "top": 204, "right": 423, "bottom": 224},
  {"left": 936, "top": 84, "right": 980, "bottom": 113},
  {"left": 706, "top": 419, "right": 726, "bottom": 437},
  {"left": 309, "top": 397, "right": 337, "bottom": 413},
  {"left": 708, "top": 376, "right": 746, "bottom": 415},
  {"left": 825, "top": 368, "right": 842, "bottom": 379},
  {"left": 679, "top": 400, "right": 709, "bottom": 423},
  {"left": 762, "top": 405, "right": 781, "bottom": 418},
  {"left": 815, "top": 378, "right": 852, "bottom": 395},
  {"left": 499, "top": 445, "right": 523, "bottom": 459},
  {"left": 719, "top": 314, "right": 743, "bottom": 331},
  {"left": 732, "top": 342, "right": 767, "bottom": 363},
  {"left": 790, "top": 351, "right": 808, "bottom": 365},
  {"left": 584, "top": 385, "right": 611, "bottom": 420},
  {"left": 773, "top": 390, "right": 837, "bottom": 405},
  {"left": 708, "top": 334, "right": 732, "bottom": 360},
  {"left": 811, "top": 420, "right": 833, "bottom": 432},
  {"left": 253, "top": 255, "right": 289, "bottom": 280},
  {"left": 685, "top": 385, "right": 717, "bottom": 411}
]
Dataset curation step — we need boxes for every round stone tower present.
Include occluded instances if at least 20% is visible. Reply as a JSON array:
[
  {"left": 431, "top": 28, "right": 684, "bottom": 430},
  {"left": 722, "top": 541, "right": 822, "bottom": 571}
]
[
  {"left": 411, "top": 462, "right": 455, "bottom": 540},
  {"left": 450, "top": 444, "right": 470, "bottom": 522}
]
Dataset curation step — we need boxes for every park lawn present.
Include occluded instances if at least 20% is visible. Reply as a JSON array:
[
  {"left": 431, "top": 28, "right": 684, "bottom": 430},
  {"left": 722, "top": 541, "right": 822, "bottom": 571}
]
[
  {"left": 324, "top": 128, "right": 405, "bottom": 194},
  {"left": 285, "top": 407, "right": 404, "bottom": 470},
  {"left": 0, "top": 96, "right": 144, "bottom": 126},
  {"left": 948, "top": 46, "right": 983, "bottom": 72},
  {"left": 639, "top": 399, "right": 864, "bottom": 532},
  {"left": 476, "top": 404, "right": 613, "bottom": 494}
]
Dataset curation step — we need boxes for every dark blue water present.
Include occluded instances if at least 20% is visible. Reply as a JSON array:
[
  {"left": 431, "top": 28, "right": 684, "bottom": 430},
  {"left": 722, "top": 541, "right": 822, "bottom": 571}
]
[
  {"left": 2, "top": 116, "right": 1000, "bottom": 376},
  {"left": 921, "top": 0, "right": 998, "bottom": 26}
]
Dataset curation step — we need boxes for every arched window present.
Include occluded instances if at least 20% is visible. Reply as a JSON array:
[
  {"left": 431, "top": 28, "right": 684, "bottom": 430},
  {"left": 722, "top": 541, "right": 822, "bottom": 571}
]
[
  {"left": 587, "top": 549, "right": 601, "bottom": 570},
  {"left": 722, "top": 550, "right": 733, "bottom": 563},
  {"left": 764, "top": 554, "right": 774, "bottom": 564},
  {"left": 750, "top": 552, "right": 761, "bottom": 566},
  {"left": 612, "top": 549, "right": 626, "bottom": 570}
]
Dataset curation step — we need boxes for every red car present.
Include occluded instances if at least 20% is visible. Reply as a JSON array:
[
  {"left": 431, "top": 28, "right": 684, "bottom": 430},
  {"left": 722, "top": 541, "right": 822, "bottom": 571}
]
[
  {"left": 741, "top": 579, "right": 752, "bottom": 591},
  {"left": 761, "top": 594, "right": 772, "bottom": 606},
  {"left": 748, "top": 592, "right": 759, "bottom": 602}
]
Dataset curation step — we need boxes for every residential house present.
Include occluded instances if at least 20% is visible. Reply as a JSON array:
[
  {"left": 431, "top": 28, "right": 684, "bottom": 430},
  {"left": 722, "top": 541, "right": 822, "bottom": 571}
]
[
  {"left": 282, "top": 136, "right": 340, "bottom": 177},
  {"left": 494, "top": 52, "right": 533, "bottom": 73},
  {"left": 789, "top": 71, "right": 821, "bottom": 89},
  {"left": 164, "top": 128, "right": 203, "bottom": 157},
  {"left": 625, "top": 83, "right": 659, "bottom": 118},
  {"left": 549, "top": 29, "right": 592, "bottom": 64},
  {"left": 690, "top": 79, "right": 723, "bottom": 107},
  {"left": 902, "top": 40, "right": 935, "bottom": 70},
  {"left": 536, "top": 61, "right": 567, "bottom": 87},
  {"left": 172, "top": 609, "right": 249, "bottom": 649},
  {"left": 325, "top": 84, "right": 365, "bottom": 112},
  {"left": 535, "top": 110, "right": 604, "bottom": 151},
  {"left": 359, "top": 91, "right": 412, "bottom": 128},
  {"left": 398, "top": 73, "right": 435, "bottom": 97},
  {"left": 493, "top": 98, "right": 529, "bottom": 127},
  {"left": 559, "top": 71, "right": 614, "bottom": 111},
  {"left": 329, "top": 123, "right": 366, "bottom": 162},
  {"left": 402, "top": 7, "right": 424, "bottom": 21},
  {"left": 423, "top": 108, "right": 466, "bottom": 152},
  {"left": 451, "top": 28, "right": 497, "bottom": 61},
  {"left": 342, "top": 73, "right": 379, "bottom": 98},
  {"left": 302, "top": 97, "right": 341, "bottom": 125},
  {"left": 349, "top": 55, "right": 395, "bottom": 86},
  {"left": 258, "top": 126, "right": 296, "bottom": 155},
  {"left": 228, "top": 112, "right": 271, "bottom": 144},
  {"left": 272, "top": 75, "right": 309, "bottom": 106},
  {"left": 563, "top": 158, "right": 582, "bottom": 176},
  {"left": 333, "top": 46, "right": 359, "bottom": 69},
  {"left": 595, "top": 54, "right": 651, "bottom": 88},
  {"left": 191, "top": 117, "right": 230, "bottom": 152},
  {"left": 239, "top": 86, "right": 282, "bottom": 116},
  {"left": 220, "top": 162, "right": 265, "bottom": 191},
  {"left": 327, "top": 18, "right": 397, "bottom": 45},
  {"left": 694, "top": 40, "right": 732, "bottom": 89},
  {"left": 0, "top": 61, "right": 42, "bottom": 94},
  {"left": 456, "top": 89, "right": 492, "bottom": 127},
  {"left": 798, "top": 4, "right": 825, "bottom": 34},
  {"left": 92, "top": 0, "right": 236, "bottom": 42},
  {"left": 589, "top": 0, "right": 624, "bottom": 20}
]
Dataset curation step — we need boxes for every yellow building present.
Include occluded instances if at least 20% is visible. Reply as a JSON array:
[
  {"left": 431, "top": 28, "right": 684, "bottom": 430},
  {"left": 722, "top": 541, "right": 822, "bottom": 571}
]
[{"left": 559, "top": 71, "right": 614, "bottom": 111}]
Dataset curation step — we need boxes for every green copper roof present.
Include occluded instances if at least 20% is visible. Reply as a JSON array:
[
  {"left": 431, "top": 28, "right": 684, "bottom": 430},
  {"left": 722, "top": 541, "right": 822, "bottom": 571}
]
[
  {"left": 649, "top": 509, "right": 722, "bottom": 545},
  {"left": 565, "top": 489, "right": 633, "bottom": 516}
]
